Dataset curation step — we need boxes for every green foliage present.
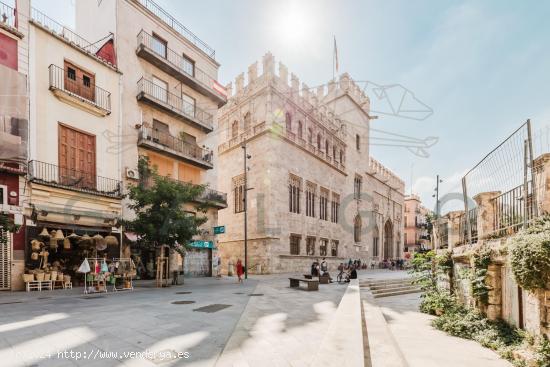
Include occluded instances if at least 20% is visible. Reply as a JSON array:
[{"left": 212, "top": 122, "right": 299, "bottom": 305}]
[
  {"left": 536, "top": 336, "right": 550, "bottom": 367},
  {"left": 124, "top": 156, "right": 208, "bottom": 251},
  {"left": 508, "top": 216, "right": 550, "bottom": 291},
  {"left": 409, "top": 251, "right": 436, "bottom": 291},
  {"left": 0, "top": 212, "right": 20, "bottom": 247},
  {"left": 435, "top": 250, "right": 453, "bottom": 274},
  {"left": 420, "top": 290, "right": 459, "bottom": 315},
  {"left": 470, "top": 246, "right": 493, "bottom": 305}
]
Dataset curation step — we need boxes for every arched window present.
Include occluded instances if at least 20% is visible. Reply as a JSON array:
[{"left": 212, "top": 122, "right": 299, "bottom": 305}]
[
  {"left": 285, "top": 112, "right": 292, "bottom": 131},
  {"left": 356, "top": 134, "right": 360, "bottom": 151},
  {"left": 373, "top": 226, "right": 379, "bottom": 257},
  {"left": 243, "top": 112, "right": 251, "bottom": 131},
  {"left": 317, "top": 134, "right": 321, "bottom": 150},
  {"left": 354, "top": 215, "right": 362, "bottom": 243},
  {"left": 325, "top": 140, "right": 329, "bottom": 155},
  {"left": 333, "top": 146, "right": 337, "bottom": 161},
  {"left": 297, "top": 121, "right": 303, "bottom": 139},
  {"left": 339, "top": 150, "right": 344, "bottom": 164},
  {"left": 308, "top": 128, "right": 313, "bottom": 145},
  {"left": 231, "top": 120, "right": 239, "bottom": 138}
]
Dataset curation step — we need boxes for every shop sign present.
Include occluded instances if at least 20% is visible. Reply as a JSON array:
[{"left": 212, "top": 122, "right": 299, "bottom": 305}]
[
  {"left": 188, "top": 240, "right": 215, "bottom": 249},
  {"left": 213, "top": 226, "right": 225, "bottom": 235}
]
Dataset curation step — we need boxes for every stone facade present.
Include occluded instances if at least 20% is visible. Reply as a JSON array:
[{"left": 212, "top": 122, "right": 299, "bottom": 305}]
[
  {"left": 216, "top": 53, "right": 405, "bottom": 274},
  {"left": 404, "top": 194, "right": 432, "bottom": 252}
]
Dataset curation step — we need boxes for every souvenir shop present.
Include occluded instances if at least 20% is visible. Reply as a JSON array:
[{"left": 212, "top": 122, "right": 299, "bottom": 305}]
[{"left": 22, "top": 223, "right": 135, "bottom": 292}]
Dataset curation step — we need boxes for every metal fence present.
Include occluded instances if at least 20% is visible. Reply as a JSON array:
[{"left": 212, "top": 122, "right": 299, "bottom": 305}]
[
  {"left": 461, "top": 120, "right": 536, "bottom": 243},
  {"left": 49, "top": 64, "right": 111, "bottom": 112},
  {"left": 28, "top": 160, "right": 122, "bottom": 198},
  {"left": 134, "top": 0, "right": 216, "bottom": 59}
]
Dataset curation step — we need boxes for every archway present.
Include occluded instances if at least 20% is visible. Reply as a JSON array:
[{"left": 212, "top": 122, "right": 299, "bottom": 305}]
[{"left": 383, "top": 220, "right": 393, "bottom": 259}]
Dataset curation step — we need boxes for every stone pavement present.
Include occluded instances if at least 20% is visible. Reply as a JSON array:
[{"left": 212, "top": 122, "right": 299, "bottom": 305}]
[{"left": 361, "top": 270, "right": 513, "bottom": 367}]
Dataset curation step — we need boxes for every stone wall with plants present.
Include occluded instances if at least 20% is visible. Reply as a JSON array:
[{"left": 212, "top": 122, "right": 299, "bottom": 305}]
[{"left": 411, "top": 217, "right": 550, "bottom": 366}]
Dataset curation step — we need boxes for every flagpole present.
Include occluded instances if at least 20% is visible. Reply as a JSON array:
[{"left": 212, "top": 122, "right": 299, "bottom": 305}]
[{"left": 332, "top": 35, "right": 335, "bottom": 81}]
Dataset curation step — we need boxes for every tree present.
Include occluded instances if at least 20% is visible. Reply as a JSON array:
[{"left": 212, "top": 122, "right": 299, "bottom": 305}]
[{"left": 124, "top": 157, "right": 209, "bottom": 257}]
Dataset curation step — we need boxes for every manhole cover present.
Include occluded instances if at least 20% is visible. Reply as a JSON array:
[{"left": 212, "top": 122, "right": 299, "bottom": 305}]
[
  {"left": 0, "top": 301, "right": 23, "bottom": 305},
  {"left": 80, "top": 295, "right": 106, "bottom": 300},
  {"left": 233, "top": 292, "right": 244, "bottom": 295},
  {"left": 175, "top": 291, "right": 192, "bottom": 294},
  {"left": 193, "top": 304, "right": 232, "bottom": 313},
  {"left": 171, "top": 301, "right": 195, "bottom": 305},
  {"left": 37, "top": 297, "right": 52, "bottom": 300},
  {"left": 248, "top": 294, "right": 264, "bottom": 297}
]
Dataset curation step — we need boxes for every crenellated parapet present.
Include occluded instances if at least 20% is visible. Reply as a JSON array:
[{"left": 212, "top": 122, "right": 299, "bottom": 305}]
[{"left": 368, "top": 157, "right": 405, "bottom": 193}]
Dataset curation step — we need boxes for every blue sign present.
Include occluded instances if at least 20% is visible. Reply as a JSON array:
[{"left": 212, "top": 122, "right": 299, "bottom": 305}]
[
  {"left": 189, "top": 240, "right": 215, "bottom": 249},
  {"left": 213, "top": 226, "right": 225, "bottom": 235}
]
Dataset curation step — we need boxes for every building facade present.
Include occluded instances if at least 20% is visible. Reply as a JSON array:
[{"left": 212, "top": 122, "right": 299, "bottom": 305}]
[
  {"left": 404, "top": 194, "right": 432, "bottom": 253},
  {"left": 216, "top": 53, "right": 405, "bottom": 274},
  {"left": 75, "top": 0, "right": 228, "bottom": 277}
]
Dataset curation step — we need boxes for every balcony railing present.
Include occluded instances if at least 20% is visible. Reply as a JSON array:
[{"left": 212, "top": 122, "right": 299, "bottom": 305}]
[
  {"left": 0, "top": 1, "right": 16, "bottom": 30},
  {"left": 133, "top": 0, "right": 215, "bottom": 59},
  {"left": 31, "top": 8, "right": 113, "bottom": 65},
  {"left": 138, "top": 127, "right": 213, "bottom": 168},
  {"left": 136, "top": 30, "right": 226, "bottom": 102},
  {"left": 137, "top": 77, "right": 213, "bottom": 131},
  {"left": 28, "top": 160, "right": 122, "bottom": 198},
  {"left": 141, "top": 175, "right": 227, "bottom": 208},
  {"left": 491, "top": 182, "right": 534, "bottom": 237},
  {"left": 49, "top": 64, "right": 111, "bottom": 113}
]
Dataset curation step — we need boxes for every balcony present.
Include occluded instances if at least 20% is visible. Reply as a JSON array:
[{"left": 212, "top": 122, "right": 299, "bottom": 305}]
[
  {"left": 137, "top": 127, "right": 213, "bottom": 169},
  {"left": 133, "top": 0, "right": 215, "bottom": 60},
  {"left": 136, "top": 30, "right": 226, "bottom": 106},
  {"left": 136, "top": 78, "right": 213, "bottom": 132},
  {"left": 49, "top": 64, "right": 111, "bottom": 116},
  {"left": 28, "top": 160, "right": 122, "bottom": 198},
  {"left": 142, "top": 176, "right": 227, "bottom": 208}
]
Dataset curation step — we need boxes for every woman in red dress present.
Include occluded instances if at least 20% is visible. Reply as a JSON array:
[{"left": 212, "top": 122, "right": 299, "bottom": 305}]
[{"left": 236, "top": 259, "right": 244, "bottom": 283}]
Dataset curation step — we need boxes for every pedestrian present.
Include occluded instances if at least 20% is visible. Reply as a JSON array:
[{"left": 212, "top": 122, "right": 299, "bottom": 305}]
[
  {"left": 350, "top": 265, "right": 358, "bottom": 279},
  {"left": 320, "top": 258, "right": 328, "bottom": 275},
  {"left": 311, "top": 259, "right": 320, "bottom": 277},
  {"left": 216, "top": 256, "right": 222, "bottom": 277},
  {"left": 236, "top": 259, "right": 244, "bottom": 283}
]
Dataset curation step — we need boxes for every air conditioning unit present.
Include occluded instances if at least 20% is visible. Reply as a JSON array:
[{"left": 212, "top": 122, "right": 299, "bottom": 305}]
[{"left": 125, "top": 168, "right": 139, "bottom": 180}]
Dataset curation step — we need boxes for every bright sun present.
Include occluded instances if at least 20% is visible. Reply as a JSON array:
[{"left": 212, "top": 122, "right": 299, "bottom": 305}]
[{"left": 278, "top": 4, "right": 312, "bottom": 44}]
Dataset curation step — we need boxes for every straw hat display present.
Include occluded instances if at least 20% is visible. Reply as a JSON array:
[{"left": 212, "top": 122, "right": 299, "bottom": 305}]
[
  {"left": 93, "top": 234, "right": 107, "bottom": 251},
  {"left": 105, "top": 234, "right": 119, "bottom": 246},
  {"left": 79, "top": 233, "right": 93, "bottom": 246},
  {"left": 39, "top": 227, "right": 50, "bottom": 238},
  {"left": 68, "top": 231, "right": 80, "bottom": 240}
]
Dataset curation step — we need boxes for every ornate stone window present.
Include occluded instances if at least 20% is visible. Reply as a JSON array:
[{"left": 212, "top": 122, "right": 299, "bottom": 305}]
[
  {"left": 331, "top": 240, "right": 339, "bottom": 257},
  {"left": 232, "top": 174, "right": 245, "bottom": 213},
  {"left": 243, "top": 112, "right": 251, "bottom": 131},
  {"left": 297, "top": 120, "right": 303, "bottom": 139},
  {"left": 333, "top": 146, "right": 337, "bottom": 162},
  {"left": 288, "top": 174, "right": 301, "bottom": 214},
  {"left": 319, "top": 188, "right": 329, "bottom": 221},
  {"left": 308, "top": 128, "right": 313, "bottom": 145},
  {"left": 354, "top": 175, "right": 362, "bottom": 200},
  {"left": 373, "top": 226, "right": 379, "bottom": 257},
  {"left": 285, "top": 112, "right": 292, "bottom": 131},
  {"left": 320, "top": 238, "right": 328, "bottom": 256},
  {"left": 325, "top": 140, "right": 329, "bottom": 155},
  {"left": 231, "top": 120, "right": 239, "bottom": 138},
  {"left": 331, "top": 193, "right": 340, "bottom": 223},
  {"left": 306, "top": 237, "right": 316, "bottom": 255},
  {"left": 305, "top": 181, "right": 316, "bottom": 217},
  {"left": 317, "top": 133, "right": 322, "bottom": 150},
  {"left": 290, "top": 234, "right": 301, "bottom": 255},
  {"left": 340, "top": 149, "right": 344, "bottom": 165},
  {"left": 354, "top": 215, "right": 362, "bottom": 243}
]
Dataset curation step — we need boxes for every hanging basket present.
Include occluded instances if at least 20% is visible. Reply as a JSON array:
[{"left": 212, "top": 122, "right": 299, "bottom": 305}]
[
  {"left": 79, "top": 234, "right": 93, "bottom": 246},
  {"left": 31, "top": 252, "right": 39, "bottom": 260},
  {"left": 39, "top": 227, "right": 50, "bottom": 238},
  {"left": 105, "top": 234, "right": 119, "bottom": 246},
  {"left": 63, "top": 237, "right": 71, "bottom": 250},
  {"left": 49, "top": 239, "right": 59, "bottom": 250},
  {"left": 31, "top": 239, "right": 42, "bottom": 251},
  {"left": 93, "top": 234, "right": 106, "bottom": 251},
  {"left": 54, "top": 229, "right": 65, "bottom": 241}
]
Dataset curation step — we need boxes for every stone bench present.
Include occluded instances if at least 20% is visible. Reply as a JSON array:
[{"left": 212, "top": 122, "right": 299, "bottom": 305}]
[{"left": 289, "top": 277, "right": 319, "bottom": 291}]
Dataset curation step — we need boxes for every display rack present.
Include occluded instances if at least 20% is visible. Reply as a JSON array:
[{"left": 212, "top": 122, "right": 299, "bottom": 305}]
[
  {"left": 112, "top": 258, "right": 135, "bottom": 292},
  {"left": 84, "top": 258, "right": 109, "bottom": 294}
]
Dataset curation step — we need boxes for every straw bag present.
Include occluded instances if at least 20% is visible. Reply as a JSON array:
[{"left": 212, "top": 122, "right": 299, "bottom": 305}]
[
  {"left": 63, "top": 275, "right": 71, "bottom": 283},
  {"left": 22, "top": 274, "right": 34, "bottom": 282},
  {"left": 57, "top": 273, "right": 64, "bottom": 281},
  {"left": 43, "top": 273, "right": 51, "bottom": 281},
  {"left": 31, "top": 252, "right": 39, "bottom": 260},
  {"left": 31, "top": 239, "right": 42, "bottom": 251},
  {"left": 50, "top": 271, "right": 57, "bottom": 280},
  {"left": 35, "top": 273, "right": 45, "bottom": 281},
  {"left": 63, "top": 237, "right": 71, "bottom": 250}
]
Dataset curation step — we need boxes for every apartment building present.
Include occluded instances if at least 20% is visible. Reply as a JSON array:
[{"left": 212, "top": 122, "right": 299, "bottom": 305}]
[
  {"left": 75, "top": 0, "right": 228, "bottom": 277},
  {"left": 404, "top": 194, "right": 432, "bottom": 253},
  {"left": 216, "top": 53, "right": 404, "bottom": 273}
]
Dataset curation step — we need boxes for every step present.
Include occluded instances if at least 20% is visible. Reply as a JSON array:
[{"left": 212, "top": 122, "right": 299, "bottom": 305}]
[
  {"left": 361, "top": 279, "right": 412, "bottom": 287},
  {"left": 372, "top": 288, "right": 422, "bottom": 298},
  {"left": 367, "top": 282, "right": 413, "bottom": 290},
  {"left": 370, "top": 285, "right": 418, "bottom": 294}
]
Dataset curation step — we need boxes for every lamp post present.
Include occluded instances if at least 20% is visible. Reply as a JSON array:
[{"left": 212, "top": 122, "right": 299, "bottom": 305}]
[
  {"left": 432, "top": 175, "right": 443, "bottom": 248},
  {"left": 242, "top": 144, "right": 252, "bottom": 279}
]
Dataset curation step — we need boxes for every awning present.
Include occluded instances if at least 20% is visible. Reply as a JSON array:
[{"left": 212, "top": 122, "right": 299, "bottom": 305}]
[
  {"left": 124, "top": 232, "right": 140, "bottom": 242},
  {"left": 188, "top": 240, "right": 215, "bottom": 249}
]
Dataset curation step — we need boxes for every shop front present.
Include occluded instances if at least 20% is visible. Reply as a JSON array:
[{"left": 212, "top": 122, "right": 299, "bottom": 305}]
[{"left": 184, "top": 240, "right": 214, "bottom": 277}]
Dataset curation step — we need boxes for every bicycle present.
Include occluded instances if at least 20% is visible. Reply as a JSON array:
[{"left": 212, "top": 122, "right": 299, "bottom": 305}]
[{"left": 336, "top": 270, "right": 349, "bottom": 284}]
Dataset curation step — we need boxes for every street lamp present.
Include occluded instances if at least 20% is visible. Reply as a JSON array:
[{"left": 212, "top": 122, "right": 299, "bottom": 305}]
[
  {"left": 242, "top": 144, "right": 252, "bottom": 279},
  {"left": 431, "top": 175, "right": 443, "bottom": 219}
]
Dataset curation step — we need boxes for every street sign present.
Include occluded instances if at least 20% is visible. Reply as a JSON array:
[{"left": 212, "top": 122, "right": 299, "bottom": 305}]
[
  {"left": 213, "top": 225, "right": 225, "bottom": 235},
  {"left": 189, "top": 240, "right": 215, "bottom": 249}
]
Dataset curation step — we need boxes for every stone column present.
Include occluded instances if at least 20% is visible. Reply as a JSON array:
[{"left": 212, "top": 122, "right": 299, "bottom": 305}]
[
  {"left": 486, "top": 263, "right": 503, "bottom": 320},
  {"left": 473, "top": 191, "right": 501, "bottom": 240},
  {"left": 447, "top": 211, "right": 464, "bottom": 250},
  {"left": 533, "top": 153, "right": 550, "bottom": 215}
]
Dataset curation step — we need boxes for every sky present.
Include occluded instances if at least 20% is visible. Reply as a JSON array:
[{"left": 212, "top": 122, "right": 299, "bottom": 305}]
[{"left": 27, "top": 0, "right": 550, "bottom": 213}]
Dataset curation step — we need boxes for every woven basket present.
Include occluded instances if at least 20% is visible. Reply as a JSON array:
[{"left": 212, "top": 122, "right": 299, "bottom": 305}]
[
  {"left": 35, "top": 273, "right": 45, "bottom": 281},
  {"left": 43, "top": 273, "right": 51, "bottom": 281},
  {"left": 22, "top": 274, "right": 34, "bottom": 282},
  {"left": 50, "top": 271, "right": 57, "bottom": 280},
  {"left": 63, "top": 275, "right": 71, "bottom": 283},
  {"left": 57, "top": 273, "right": 64, "bottom": 281}
]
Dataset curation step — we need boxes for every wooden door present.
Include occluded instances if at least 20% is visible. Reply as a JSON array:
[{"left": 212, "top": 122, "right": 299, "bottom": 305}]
[{"left": 58, "top": 124, "right": 96, "bottom": 189}]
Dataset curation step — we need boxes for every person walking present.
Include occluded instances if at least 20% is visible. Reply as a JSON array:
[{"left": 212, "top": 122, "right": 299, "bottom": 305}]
[{"left": 236, "top": 259, "right": 244, "bottom": 283}]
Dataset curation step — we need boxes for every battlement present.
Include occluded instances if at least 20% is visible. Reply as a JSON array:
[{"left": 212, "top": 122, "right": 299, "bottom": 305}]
[
  {"left": 369, "top": 157, "right": 405, "bottom": 192},
  {"left": 224, "top": 52, "right": 370, "bottom": 121}
]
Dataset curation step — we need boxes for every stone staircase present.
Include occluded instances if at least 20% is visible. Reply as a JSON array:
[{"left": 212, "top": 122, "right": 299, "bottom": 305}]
[{"left": 360, "top": 278, "right": 421, "bottom": 298}]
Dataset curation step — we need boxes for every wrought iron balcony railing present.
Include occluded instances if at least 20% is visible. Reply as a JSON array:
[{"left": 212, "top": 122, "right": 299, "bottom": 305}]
[
  {"left": 138, "top": 127, "right": 213, "bottom": 169},
  {"left": 134, "top": 0, "right": 215, "bottom": 59},
  {"left": 136, "top": 30, "right": 226, "bottom": 103},
  {"left": 49, "top": 64, "right": 112, "bottom": 113},
  {"left": 28, "top": 160, "right": 122, "bottom": 198},
  {"left": 137, "top": 77, "right": 213, "bottom": 131},
  {"left": 0, "top": 1, "right": 16, "bottom": 30}
]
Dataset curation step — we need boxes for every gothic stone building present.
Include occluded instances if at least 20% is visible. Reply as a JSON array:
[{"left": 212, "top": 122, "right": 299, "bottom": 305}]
[{"left": 216, "top": 53, "right": 404, "bottom": 273}]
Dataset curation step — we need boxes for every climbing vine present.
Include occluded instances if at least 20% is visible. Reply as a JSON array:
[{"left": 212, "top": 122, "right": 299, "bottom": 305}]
[
  {"left": 470, "top": 246, "right": 492, "bottom": 306},
  {"left": 508, "top": 216, "right": 550, "bottom": 291}
]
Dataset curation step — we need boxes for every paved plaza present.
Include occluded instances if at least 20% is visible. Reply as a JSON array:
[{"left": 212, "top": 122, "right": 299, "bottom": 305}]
[{"left": 0, "top": 270, "right": 516, "bottom": 367}]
